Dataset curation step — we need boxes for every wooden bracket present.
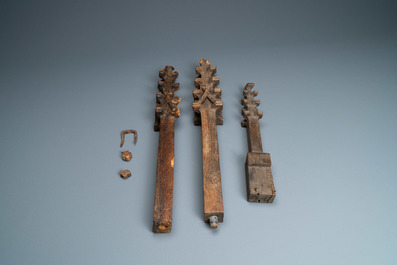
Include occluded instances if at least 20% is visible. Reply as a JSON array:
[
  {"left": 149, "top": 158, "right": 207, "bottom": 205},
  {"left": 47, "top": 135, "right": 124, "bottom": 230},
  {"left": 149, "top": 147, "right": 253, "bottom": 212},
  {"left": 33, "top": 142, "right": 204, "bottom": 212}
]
[
  {"left": 152, "top": 66, "right": 180, "bottom": 233},
  {"left": 193, "top": 59, "right": 224, "bottom": 229},
  {"left": 241, "top": 83, "right": 276, "bottom": 203}
]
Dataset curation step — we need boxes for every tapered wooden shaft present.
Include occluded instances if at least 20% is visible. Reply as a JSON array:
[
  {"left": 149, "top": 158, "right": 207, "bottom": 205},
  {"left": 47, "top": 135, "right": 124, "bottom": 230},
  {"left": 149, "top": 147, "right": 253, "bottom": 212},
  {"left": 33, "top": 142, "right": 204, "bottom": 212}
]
[
  {"left": 153, "top": 117, "right": 175, "bottom": 233},
  {"left": 246, "top": 116, "right": 263, "bottom": 153},
  {"left": 201, "top": 108, "right": 224, "bottom": 223}
]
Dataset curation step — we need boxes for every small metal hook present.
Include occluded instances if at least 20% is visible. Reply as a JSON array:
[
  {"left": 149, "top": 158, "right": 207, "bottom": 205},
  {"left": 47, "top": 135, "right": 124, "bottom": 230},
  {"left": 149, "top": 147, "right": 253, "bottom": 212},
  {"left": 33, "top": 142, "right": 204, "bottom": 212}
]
[{"left": 120, "top": 130, "right": 138, "bottom": 148}]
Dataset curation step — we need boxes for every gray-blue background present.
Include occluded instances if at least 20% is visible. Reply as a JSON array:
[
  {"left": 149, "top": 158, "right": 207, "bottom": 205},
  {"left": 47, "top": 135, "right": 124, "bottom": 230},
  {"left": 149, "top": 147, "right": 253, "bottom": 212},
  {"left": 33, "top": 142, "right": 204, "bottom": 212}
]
[{"left": 1, "top": 1, "right": 396, "bottom": 264}]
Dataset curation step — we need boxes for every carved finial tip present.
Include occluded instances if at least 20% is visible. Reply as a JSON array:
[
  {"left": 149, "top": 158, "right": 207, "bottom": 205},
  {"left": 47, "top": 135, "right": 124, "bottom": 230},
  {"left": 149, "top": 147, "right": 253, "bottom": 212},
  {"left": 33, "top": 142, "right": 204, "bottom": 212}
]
[
  {"left": 155, "top": 66, "right": 180, "bottom": 119},
  {"left": 244, "top": 83, "right": 255, "bottom": 91},
  {"left": 200, "top": 58, "right": 211, "bottom": 66}
]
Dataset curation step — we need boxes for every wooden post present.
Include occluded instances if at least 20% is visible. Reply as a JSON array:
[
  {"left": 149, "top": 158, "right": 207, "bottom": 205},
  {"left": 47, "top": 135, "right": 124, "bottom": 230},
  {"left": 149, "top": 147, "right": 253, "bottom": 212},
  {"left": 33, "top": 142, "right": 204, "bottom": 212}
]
[
  {"left": 153, "top": 66, "right": 180, "bottom": 233},
  {"left": 193, "top": 59, "right": 224, "bottom": 228},
  {"left": 241, "top": 83, "right": 276, "bottom": 203}
]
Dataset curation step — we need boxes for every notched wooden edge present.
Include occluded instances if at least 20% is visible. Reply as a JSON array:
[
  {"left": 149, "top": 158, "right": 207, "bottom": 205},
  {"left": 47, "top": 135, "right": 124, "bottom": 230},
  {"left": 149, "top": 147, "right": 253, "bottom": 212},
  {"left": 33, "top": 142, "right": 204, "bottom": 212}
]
[
  {"left": 154, "top": 65, "right": 180, "bottom": 131},
  {"left": 241, "top": 82, "right": 263, "bottom": 126},
  {"left": 192, "top": 58, "right": 223, "bottom": 126}
]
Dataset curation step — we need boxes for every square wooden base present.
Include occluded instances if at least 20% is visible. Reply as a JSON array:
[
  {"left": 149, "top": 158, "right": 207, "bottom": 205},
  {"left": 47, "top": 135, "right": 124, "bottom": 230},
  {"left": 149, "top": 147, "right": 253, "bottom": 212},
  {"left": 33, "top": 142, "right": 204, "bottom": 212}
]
[{"left": 245, "top": 152, "right": 276, "bottom": 203}]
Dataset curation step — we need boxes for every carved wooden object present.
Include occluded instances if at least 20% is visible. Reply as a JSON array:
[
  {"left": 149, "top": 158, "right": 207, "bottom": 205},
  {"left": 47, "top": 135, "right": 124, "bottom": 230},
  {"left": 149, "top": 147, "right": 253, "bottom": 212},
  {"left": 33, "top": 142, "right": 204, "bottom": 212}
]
[
  {"left": 152, "top": 66, "right": 180, "bottom": 233},
  {"left": 241, "top": 83, "right": 276, "bottom": 203},
  {"left": 192, "top": 59, "right": 224, "bottom": 229}
]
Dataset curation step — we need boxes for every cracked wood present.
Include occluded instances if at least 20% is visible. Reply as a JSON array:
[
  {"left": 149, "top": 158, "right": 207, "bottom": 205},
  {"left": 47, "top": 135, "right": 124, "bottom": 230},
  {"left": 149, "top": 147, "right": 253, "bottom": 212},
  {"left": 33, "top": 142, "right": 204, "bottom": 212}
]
[
  {"left": 241, "top": 83, "right": 276, "bottom": 203},
  {"left": 193, "top": 59, "right": 224, "bottom": 227},
  {"left": 153, "top": 66, "right": 180, "bottom": 233}
]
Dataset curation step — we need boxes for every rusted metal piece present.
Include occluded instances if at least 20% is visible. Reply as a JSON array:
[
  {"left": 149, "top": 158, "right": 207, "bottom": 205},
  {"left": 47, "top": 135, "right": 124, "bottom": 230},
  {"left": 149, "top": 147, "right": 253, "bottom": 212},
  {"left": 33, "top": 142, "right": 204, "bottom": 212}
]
[
  {"left": 120, "top": 169, "right": 131, "bottom": 179},
  {"left": 241, "top": 83, "right": 276, "bottom": 203},
  {"left": 120, "top": 130, "right": 137, "bottom": 148},
  {"left": 152, "top": 66, "right": 180, "bottom": 233},
  {"left": 121, "top": 150, "right": 132, "bottom": 162},
  {"left": 192, "top": 59, "right": 224, "bottom": 228},
  {"left": 209, "top": 215, "right": 219, "bottom": 229}
]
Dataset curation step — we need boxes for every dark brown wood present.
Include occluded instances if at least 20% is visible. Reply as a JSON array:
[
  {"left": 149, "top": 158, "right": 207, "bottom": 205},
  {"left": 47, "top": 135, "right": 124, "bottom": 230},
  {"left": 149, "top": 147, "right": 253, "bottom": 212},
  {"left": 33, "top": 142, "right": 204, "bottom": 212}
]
[
  {"left": 193, "top": 59, "right": 224, "bottom": 228},
  {"left": 241, "top": 83, "right": 276, "bottom": 203},
  {"left": 153, "top": 66, "right": 180, "bottom": 233}
]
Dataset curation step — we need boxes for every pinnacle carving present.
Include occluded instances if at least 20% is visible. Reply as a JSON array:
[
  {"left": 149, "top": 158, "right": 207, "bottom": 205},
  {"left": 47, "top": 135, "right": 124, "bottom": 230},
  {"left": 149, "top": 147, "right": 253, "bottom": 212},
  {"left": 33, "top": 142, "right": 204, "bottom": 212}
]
[
  {"left": 154, "top": 66, "right": 181, "bottom": 131},
  {"left": 192, "top": 59, "right": 223, "bottom": 126},
  {"left": 241, "top": 83, "right": 263, "bottom": 127}
]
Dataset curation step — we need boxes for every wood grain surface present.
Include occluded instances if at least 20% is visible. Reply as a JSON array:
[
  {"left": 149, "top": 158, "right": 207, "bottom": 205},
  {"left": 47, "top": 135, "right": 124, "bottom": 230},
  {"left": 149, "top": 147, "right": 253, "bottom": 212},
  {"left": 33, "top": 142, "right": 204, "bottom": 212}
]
[
  {"left": 241, "top": 83, "right": 276, "bottom": 203},
  {"left": 153, "top": 66, "right": 180, "bottom": 233},
  {"left": 193, "top": 59, "right": 224, "bottom": 226}
]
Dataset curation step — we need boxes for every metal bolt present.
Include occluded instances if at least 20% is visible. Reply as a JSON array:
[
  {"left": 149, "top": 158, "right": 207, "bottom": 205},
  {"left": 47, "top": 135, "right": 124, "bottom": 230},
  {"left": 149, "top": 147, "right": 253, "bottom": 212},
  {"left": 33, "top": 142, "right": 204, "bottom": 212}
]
[{"left": 209, "top": 216, "right": 219, "bottom": 229}]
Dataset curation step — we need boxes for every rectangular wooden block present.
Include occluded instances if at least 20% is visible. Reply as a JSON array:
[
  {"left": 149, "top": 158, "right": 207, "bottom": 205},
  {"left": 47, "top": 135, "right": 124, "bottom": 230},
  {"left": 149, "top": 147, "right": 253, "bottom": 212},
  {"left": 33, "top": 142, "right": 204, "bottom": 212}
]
[{"left": 245, "top": 152, "right": 276, "bottom": 203}]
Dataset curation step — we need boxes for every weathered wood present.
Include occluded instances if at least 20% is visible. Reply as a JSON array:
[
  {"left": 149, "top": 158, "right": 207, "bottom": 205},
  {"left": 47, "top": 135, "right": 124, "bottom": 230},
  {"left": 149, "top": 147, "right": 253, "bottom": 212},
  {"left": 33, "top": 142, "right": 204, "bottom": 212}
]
[
  {"left": 153, "top": 66, "right": 180, "bottom": 233},
  {"left": 193, "top": 59, "right": 224, "bottom": 228},
  {"left": 241, "top": 83, "right": 276, "bottom": 203}
]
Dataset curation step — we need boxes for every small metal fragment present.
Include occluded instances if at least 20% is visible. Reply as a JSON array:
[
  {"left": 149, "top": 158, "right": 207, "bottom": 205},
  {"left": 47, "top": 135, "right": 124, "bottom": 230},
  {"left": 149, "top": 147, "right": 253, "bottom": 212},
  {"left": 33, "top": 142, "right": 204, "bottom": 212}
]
[
  {"left": 120, "top": 130, "right": 138, "bottom": 148},
  {"left": 121, "top": 150, "right": 133, "bottom": 161},
  {"left": 120, "top": 169, "right": 131, "bottom": 179},
  {"left": 209, "top": 216, "right": 219, "bottom": 229}
]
